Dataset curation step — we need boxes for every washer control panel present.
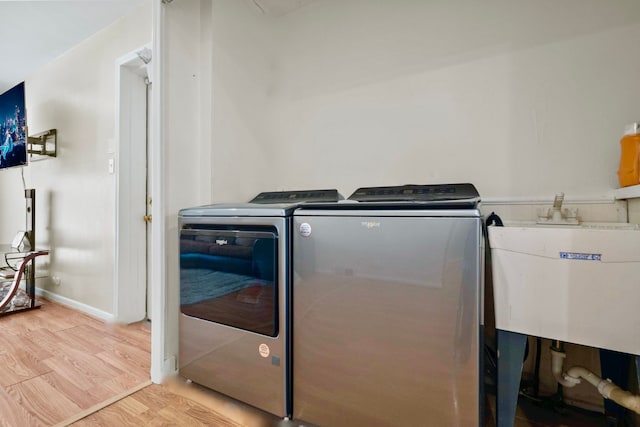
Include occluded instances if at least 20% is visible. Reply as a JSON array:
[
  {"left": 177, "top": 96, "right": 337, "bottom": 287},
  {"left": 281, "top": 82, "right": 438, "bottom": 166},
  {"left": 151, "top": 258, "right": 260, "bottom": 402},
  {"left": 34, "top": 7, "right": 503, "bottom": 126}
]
[{"left": 348, "top": 183, "right": 479, "bottom": 205}]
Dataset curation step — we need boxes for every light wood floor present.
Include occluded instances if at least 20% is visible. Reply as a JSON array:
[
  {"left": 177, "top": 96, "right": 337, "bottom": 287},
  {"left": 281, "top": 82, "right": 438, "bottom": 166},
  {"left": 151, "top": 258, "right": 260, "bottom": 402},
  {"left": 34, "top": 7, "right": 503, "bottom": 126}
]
[
  {"left": 72, "top": 384, "right": 260, "bottom": 427},
  {"left": 0, "top": 298, "right": 620, "bottom": 427},
  {"left": 71, "top": 381, "right": 247, "bottom": 426},
  {"left": 70, "top": 376, "right": 300, "bottom": 427},
  {"left": 0, "top": 298, "right": 151, "bottom": 427}
]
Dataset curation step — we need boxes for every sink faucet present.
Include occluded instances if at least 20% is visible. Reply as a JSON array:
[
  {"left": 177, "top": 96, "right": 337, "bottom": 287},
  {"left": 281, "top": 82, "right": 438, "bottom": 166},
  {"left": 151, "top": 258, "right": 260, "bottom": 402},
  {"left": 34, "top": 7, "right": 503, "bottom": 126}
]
[
  {"left": 553, "top": 192, "right": 564, "bottom": 210},
  {"left": 551, "top": 193, "right": 565, "bottom": 222},
  {"left": 537, "top": 192, "right": 579, "bottom": 225}
]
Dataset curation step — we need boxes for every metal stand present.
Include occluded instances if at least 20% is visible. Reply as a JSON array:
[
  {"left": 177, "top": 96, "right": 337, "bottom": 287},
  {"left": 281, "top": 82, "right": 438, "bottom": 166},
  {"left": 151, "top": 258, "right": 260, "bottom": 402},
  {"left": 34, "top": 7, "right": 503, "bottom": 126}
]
[
  {"left": 637, "top": 356, "right": 640, "bottom": 398},
  {"left": 0, "top": 189, "right": 48, "bottom": 315},
  {"left": 25, "top": 189, "right": 36, "bottom": 307},
  {"left": 496, "top": 329, "right": 527, "bottom": 427}
]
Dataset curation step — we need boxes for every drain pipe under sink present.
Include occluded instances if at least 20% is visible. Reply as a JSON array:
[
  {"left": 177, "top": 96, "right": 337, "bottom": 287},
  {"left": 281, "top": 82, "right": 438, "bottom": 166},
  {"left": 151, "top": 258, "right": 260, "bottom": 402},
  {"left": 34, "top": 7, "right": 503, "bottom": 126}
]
[{"left": 550, "top": 341, "right": 640, "bottom": 414}]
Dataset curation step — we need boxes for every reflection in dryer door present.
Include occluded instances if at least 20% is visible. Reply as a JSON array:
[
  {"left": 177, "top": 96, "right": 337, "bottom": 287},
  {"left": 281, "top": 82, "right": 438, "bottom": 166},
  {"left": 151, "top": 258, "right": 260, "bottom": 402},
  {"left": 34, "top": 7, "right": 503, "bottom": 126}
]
[{"left": 180, "top": 227, "right": 278, "bottom": 337}]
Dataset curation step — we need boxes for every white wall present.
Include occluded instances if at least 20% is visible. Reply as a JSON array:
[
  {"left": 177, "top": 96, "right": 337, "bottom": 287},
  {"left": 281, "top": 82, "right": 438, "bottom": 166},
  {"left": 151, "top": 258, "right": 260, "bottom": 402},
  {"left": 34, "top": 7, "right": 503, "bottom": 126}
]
[
  {"left": 209, "top": 0, "right": 279, "bottom": 202},
  {"left": 3, "top": 2, "right": 152, "bottom": 314},
  {"left": 266, "top": 0, "right": 640, "bottom": 200},
  {"left": 199, "top": 0, "right": 640, "bottom": 203}
]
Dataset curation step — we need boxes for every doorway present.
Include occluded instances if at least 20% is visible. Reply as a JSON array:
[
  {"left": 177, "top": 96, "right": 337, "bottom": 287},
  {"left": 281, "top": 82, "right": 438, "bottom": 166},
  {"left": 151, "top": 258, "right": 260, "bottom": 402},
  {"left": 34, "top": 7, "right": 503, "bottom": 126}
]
[{"left": 114, "top": 46, "right": 152, "bottom": 323}]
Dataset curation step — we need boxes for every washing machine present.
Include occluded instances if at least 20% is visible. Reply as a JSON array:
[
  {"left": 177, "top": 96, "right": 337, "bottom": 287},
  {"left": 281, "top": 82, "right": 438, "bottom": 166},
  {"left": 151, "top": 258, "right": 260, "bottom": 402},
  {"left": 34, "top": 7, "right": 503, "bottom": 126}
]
[
  {"left": 292, "top": 183, "right": 484, "bottom": 426},
  {"left": 178, "top": 189, "right": 341, "bottom": 418}
]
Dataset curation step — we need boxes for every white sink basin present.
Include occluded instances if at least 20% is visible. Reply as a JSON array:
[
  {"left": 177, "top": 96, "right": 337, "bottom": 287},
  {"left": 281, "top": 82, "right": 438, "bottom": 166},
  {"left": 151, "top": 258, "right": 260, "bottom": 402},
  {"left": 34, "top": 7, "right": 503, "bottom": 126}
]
[{"left": 488, "top": 222, "right": 640, "bottom": 355}]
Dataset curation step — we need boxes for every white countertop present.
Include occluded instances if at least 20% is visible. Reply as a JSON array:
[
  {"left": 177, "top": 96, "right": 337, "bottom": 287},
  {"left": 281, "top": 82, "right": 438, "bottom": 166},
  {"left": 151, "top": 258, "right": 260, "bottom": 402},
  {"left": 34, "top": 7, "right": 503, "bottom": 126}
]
[{"left": 614, "top": 184, "right": 640, "bottom": 200}]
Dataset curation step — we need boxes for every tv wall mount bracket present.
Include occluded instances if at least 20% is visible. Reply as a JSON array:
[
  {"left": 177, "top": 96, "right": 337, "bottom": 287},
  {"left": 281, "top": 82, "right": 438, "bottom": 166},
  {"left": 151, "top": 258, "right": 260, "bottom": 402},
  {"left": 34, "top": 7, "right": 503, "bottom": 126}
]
[{"left": 27, "top": 128, "right": 57, "bottom": 159}]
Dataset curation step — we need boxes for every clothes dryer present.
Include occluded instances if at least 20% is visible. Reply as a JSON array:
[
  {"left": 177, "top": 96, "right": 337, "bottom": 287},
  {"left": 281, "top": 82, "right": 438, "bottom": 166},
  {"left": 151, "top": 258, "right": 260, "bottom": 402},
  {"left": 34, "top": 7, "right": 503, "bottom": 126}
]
[{"left": 178, "top": 189, "right": 340, "bottom": 418}]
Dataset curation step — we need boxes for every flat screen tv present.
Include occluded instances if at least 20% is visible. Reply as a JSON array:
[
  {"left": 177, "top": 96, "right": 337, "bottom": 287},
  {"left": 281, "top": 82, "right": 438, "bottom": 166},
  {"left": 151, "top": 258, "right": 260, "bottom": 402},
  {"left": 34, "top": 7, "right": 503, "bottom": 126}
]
[{"left": 0, "top": 82, "right": 27, "bottom": 170}]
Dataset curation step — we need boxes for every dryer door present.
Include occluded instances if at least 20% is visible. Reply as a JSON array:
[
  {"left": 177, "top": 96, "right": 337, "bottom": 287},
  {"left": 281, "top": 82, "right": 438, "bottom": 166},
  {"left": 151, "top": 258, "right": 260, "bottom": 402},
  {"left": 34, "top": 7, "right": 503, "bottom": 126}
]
[{"left": 179, "top": 226, "right": 278, "bottom": 337}]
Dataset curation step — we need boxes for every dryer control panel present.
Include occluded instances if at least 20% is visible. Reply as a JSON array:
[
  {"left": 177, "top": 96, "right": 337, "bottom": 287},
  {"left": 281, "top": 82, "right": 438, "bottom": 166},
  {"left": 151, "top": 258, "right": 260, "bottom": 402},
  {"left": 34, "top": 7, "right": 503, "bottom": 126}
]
[{"left": 250, "top": 189, "right": 342, "bottom": 204}]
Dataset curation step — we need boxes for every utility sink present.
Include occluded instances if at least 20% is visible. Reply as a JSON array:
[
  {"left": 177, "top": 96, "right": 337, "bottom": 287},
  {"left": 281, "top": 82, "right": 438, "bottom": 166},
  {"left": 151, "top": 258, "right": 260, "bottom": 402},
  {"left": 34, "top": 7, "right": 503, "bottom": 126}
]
[{"left": 488, "top": 222, "right": 640, "bottom": 355}]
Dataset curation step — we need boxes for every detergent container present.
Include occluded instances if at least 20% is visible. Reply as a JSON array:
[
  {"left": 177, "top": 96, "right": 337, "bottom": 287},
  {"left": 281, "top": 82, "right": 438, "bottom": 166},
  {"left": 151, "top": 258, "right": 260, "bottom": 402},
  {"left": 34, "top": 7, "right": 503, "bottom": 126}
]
[{"left": 618, "top": 122, "right": 640, "bottom": 187}]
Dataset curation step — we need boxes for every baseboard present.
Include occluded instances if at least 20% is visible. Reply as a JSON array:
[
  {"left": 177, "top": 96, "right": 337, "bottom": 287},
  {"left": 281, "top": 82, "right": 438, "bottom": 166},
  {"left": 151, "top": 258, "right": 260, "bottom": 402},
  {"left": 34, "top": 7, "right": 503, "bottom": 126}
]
[{"left": 36, "top": 288, "right": 114, "bottom": 322}]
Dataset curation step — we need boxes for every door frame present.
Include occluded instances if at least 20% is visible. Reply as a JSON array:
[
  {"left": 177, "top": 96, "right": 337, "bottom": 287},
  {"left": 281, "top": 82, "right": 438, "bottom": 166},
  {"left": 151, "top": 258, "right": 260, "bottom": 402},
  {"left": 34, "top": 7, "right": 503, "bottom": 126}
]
[{"left": 114, "top": 45, "right": 152, "bottom": 323}]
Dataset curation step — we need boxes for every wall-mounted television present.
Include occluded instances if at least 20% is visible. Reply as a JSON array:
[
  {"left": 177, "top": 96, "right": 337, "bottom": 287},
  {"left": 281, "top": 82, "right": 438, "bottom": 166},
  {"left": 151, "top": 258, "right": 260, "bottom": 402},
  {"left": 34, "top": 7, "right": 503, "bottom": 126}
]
[{"left": 0, "top": 82, "right": 27, "bottom": 170}]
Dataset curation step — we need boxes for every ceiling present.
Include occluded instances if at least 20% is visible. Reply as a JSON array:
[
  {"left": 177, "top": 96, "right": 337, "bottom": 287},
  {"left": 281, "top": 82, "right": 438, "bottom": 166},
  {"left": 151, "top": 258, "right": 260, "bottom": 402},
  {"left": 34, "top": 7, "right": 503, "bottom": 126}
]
[{"left": 0, "top": 0, "right": 146, "bottom": 93}]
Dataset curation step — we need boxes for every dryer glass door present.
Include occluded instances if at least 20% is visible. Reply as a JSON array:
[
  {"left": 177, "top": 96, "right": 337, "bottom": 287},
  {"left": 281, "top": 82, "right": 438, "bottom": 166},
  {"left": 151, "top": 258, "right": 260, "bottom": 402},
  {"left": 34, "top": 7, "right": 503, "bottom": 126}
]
[{"left": 179, "top": 227, "right": 278, "bottom": 337}]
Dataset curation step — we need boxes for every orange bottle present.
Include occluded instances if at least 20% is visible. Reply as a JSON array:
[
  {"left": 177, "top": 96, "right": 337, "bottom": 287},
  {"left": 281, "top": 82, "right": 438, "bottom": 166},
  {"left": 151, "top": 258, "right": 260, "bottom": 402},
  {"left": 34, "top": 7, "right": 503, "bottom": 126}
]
[{"left": 617, "top": 122, "right": 640, "bottom": 187}]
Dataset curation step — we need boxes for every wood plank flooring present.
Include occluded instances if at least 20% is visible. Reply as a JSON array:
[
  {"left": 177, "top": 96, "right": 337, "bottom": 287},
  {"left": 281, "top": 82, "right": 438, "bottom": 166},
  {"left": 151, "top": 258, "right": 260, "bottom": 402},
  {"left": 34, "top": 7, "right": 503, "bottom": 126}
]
[
  {"left": 71, "top": 377, "right": 296, "bottom": 427},
  {"left": 71, "top": 382, "right": 244, "bottom": 426},
  {"left": 0, "top": 298, "right": 151, "bottom": 427},
  {"left": 73, "top": 380, "right": 614, "bottom": 427},
  {"left": 0, "top": 298, "right": 622, "bottom": 426}
]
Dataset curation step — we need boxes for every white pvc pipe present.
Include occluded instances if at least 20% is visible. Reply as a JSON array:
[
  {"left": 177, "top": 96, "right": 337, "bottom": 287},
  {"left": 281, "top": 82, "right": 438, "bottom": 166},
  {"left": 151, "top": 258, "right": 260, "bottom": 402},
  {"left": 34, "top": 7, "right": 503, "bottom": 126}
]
[
  {"left": 599, "top": 382, "right": 640, "bottom": 414},
  {"left": 551, "top": 347, "right": 640, "bottom": 415},
  {"left": 565, "top": 366, "right": 640, "bottom": 415},
  {"left": 566, "top": 366, "right": 602, "bottom": 388},
  {"left": 550, "top": 348, "right": 579, "bottom": 388}
]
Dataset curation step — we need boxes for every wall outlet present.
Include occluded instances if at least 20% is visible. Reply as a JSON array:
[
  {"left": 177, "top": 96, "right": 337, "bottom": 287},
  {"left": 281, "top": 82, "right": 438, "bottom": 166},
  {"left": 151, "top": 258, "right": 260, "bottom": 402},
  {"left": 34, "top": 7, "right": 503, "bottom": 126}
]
[{"left": 52, "top": 276, "right": 61, "bottom": 286}]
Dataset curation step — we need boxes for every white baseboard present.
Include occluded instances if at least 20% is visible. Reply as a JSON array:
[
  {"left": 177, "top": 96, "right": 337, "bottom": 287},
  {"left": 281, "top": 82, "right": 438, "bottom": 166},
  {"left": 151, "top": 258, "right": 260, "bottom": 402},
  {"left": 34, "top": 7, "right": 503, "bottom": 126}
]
[{"left": 36, "top": 288, "right": 114, "bottom": 322}]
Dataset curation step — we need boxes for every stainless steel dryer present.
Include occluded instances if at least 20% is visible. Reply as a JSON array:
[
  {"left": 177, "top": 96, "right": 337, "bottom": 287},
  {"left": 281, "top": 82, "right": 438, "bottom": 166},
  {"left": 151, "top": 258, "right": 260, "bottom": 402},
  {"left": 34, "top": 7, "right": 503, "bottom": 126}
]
[
  {"left": 292, "top": 184, "right": 483, "bottom": 427},
  {"left": 178, "top": 189, "right": 340, "bottom": 418}
]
